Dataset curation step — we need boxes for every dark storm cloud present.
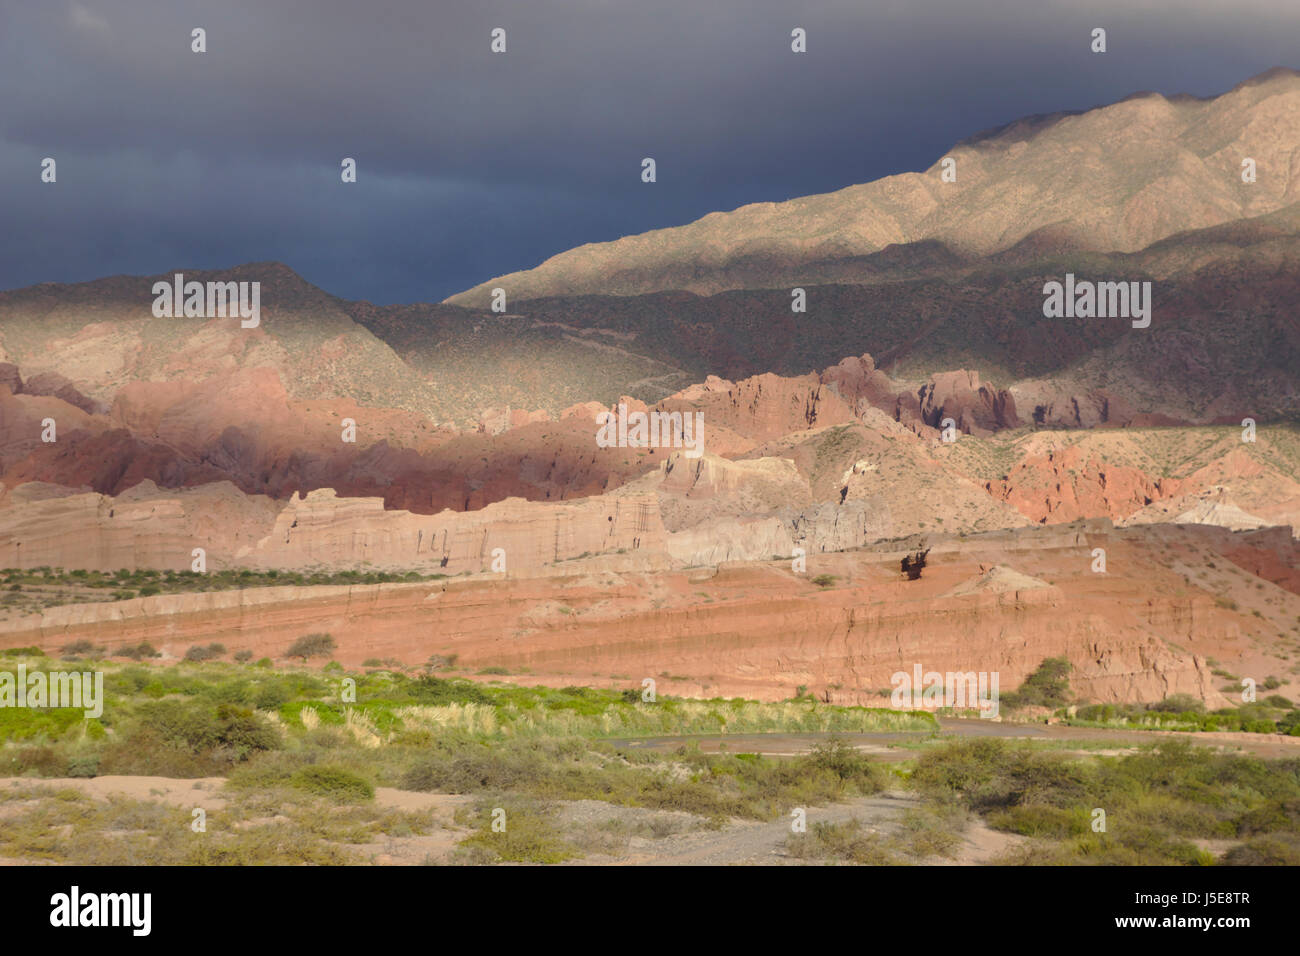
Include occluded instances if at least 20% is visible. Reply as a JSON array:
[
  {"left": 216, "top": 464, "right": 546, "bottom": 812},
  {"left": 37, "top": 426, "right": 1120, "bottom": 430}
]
[{"left": 2, "top": 0, "right": 1297, "bottom": 302}]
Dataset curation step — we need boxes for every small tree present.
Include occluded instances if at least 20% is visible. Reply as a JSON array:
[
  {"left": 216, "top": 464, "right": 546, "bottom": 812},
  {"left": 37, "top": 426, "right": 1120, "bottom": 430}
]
[
  {"left": 423, "top": 653, "right": 458, "bottom": 672},
  {"left": 1148, "top": 693, "right": 1204, "bottom": 714},
  {"left": 1278, "top": 710, "right": 1300, "bottom": 736},
  {"left": 1002, "top": 657, "right": 1073, "bottom": 710},
  {"left": 287, "top": 632, "right": 336, "bottom": 660}
]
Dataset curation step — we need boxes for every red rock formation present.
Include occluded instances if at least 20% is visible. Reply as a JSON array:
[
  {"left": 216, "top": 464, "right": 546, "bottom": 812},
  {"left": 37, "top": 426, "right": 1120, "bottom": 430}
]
[
  {"left": 985, "top": 446, "right": 1183, "bottom": 524},
  {"left": 918, "top": 370, "right": 1020, "bottom": 436}
]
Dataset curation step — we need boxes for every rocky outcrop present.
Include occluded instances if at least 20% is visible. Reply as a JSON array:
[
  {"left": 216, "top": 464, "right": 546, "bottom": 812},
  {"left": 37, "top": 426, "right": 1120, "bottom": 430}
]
[
  {"left": 665, "top": 516, "right": 792, "bottom": 566},
  {"left": 477, "top": 406, "right": 552, "bottom": 435},
  {"left": 0, "top": 480, "right": 670, "bottom": 575},
  {"left": 21, "top": 372, "right": 109, "bottom": 416},
  {"left": 0, "top": 480, "right": 281, "bottom": 570},
  {"left": 783, "top": 498, "right": 893, "bottom": 553},
  {"left": 985, "top": 446, "right": 1183, "bottom": 524},
  {"left": 665, "top": 372, "right": 857, "bottom": 442},
  {"left": 248, "top": 488, "right": 669, "bottom": 574},
  {"left": 638, "top": 452, "right": 810, "bottom": 531},
  {"left": 918, "top": 370, "right": 1019, "bottom": 436},
  {"left": 820, "top": 354, "right": 901, "bottom": 412},
  {"left": 0, "top": 363, "right": 22, "bottom": 395},
  {"left": 0, "top": 364, "right": 108, "bottom": 415}
]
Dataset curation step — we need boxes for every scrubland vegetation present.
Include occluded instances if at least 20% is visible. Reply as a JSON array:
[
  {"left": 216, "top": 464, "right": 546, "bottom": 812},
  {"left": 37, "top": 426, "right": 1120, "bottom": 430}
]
[
  {"left": 911, "top": 738, "right": 1300, "bottom": 865},
  {"left": 0, "top": 648, "right": 1296, "bottom": 865},
  {"left": 0, "top": 650, "right": 919, "bottom": 863}
]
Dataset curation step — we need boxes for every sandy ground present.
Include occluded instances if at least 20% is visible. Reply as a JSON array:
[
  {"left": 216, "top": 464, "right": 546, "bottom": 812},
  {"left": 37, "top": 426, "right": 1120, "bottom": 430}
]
[
  {"left": 0, "top": 775, "right": 231, "bottom": 810},
  {"left": 0, "top": 775, "right": 465, "bottom": 814}
]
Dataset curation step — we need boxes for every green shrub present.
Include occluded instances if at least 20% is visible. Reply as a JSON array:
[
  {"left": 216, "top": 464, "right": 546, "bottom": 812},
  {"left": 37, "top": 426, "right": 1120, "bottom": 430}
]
[
  {"left": 805, "top": 738, "right": 886, "bottom": 791},
  {"left": 986, "top": 804, "right": 1090, "bottom": 838},
  {"left": 66, "top": 753, "right": 100, "bottom": 778},
  {"left": 288, "top": 765, "right": 374, "bottom": 803},
  {"left": 911, "top": 738, "right": 1088, "bottom": 811},
  {"left": 286, "top": 633, "right": 336, "bottom": 659},
  {"left": 1149, "top": 693, "right": 1204, "bottom": 714},
  {"left": 458, "top": 803, "right": 575, "bottom": 864},
  {"left": 408, "top": 676, "right": 492, "bottom": 706},
  {"left": 1234, "top": 799, "right": 1300, "bottom": 836},
  {"left": 1243, "top": 719, "right": 1277, "bottom": 734},
  {"left": 1222, "top": 835, "right": 1300, "bottom": 866},
  {"left": 0, "top": 705, "right": 87, "bottom": 742},
  {"left": 787, "top": 819, "right": 901, "bottom": 864},
  {"left": 129, "top": 700, "right": 279, "bottom": 764},
  {"left": 59, "top": 640, "right": 100, "bottom": 657},
  {"left": 1279, "top": 710, "right": 1300, "bottom": 735},
  {"left": 253, "top": 682, "right": 292, "bottom": 711},
  {"left": 1001, "top": 657, "right": 1072, "bottom": 710}
]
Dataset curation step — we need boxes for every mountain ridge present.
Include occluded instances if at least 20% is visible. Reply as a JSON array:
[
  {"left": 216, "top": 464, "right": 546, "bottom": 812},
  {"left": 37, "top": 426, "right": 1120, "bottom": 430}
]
[{"left": 445, "top": 67, "right": 1300, "bottom": 305}]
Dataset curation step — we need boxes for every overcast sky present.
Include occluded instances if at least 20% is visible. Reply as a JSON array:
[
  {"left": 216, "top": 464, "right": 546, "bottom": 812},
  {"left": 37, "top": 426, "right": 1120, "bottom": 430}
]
[{"left": 2, "top": 0, "right": 1297, "bottom": 303}]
